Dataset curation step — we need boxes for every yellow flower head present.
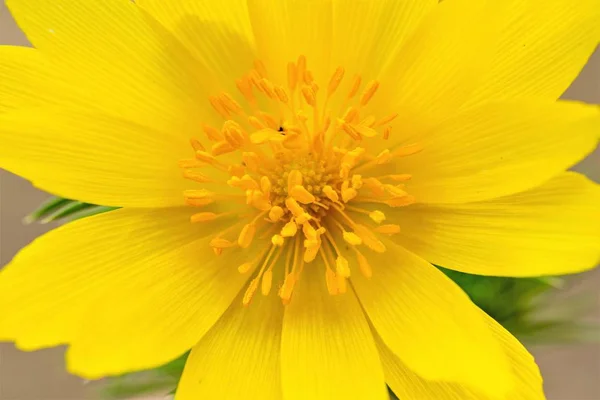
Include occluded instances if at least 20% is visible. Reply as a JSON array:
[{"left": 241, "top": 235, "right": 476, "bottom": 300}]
[{"left": 1, "top": 0, "right": 599, "bottom": 399}]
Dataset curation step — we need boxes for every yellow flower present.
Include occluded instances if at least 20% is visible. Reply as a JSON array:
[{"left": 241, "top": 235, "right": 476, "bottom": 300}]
[{"left": 0, "top": 0, "right": 599, "bottom": 398}]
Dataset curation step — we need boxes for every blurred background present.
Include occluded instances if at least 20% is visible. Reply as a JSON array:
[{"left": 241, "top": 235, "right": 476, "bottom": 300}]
[{"left": 1, "top": 2, "right": 599, "bottom": 399}]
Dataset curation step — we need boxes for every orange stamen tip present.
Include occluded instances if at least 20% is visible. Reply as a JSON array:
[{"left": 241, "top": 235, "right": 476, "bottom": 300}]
[
  {"left": 374, "top": 224, "right": 401, "bottom": 235},
  {"left": 243, "top": 278, "right": 260, "bottom": 306},
  {"left": 238, "top": 223, "right": 257, "bottom": 248},
  {"left": 271, "top": 234, "right": 285, "bottom": 247},
  {"left": 261, "top": 269, "right": 273, "bottom": 296},
  {"left": 342, "top": 231, "right": 362, "bottom": 246},
  {"left": 180, "top": 57, "right": 417, "bottom": 305},
  {"left": 355, "top": 250, "right": 373, "bottom": 278},
  {"left": 335, "top": 256, "right": 351, "bottom": 278},
  {"left": 190, "top": 212, "right": 218, "bottom": 223},
  {"left": 269, "top": 206, "right": 284, "bottom": 222},
  {"left": 238, "top": 262, "right": 253, "bottom": 274},
  {"left": 290, "top": 185, "right": 316, "bottom": 204},
  {"left": 369, "top": 210, "right": 386, "bottom": 224},
  {"left": 281, "top": 221, "right": 298, "bottom": 237}
]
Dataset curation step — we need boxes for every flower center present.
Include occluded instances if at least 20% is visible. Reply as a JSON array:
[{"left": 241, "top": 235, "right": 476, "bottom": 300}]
[{"left": 179, "top": 56, "right": 422, "bottom": 305}]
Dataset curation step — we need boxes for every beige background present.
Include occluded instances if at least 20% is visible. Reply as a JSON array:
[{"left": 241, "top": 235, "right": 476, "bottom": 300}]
[{"left": 0, "top": 2, "right": 599, "bottom": 399}]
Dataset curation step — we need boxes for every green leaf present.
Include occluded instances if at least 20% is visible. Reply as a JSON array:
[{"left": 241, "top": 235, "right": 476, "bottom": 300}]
[{"left": 26, "top": 196, "right": 117, "bottom": 223}]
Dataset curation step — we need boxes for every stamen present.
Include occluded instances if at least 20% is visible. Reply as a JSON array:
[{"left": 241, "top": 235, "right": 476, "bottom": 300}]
[
  {"left": 261, "top": 269, "right": 273, "bottom": 296},
  {"left": 242, "top": 277, "right": 260, "bottom": 306},
  {"left": 327, "top": 66, "right": 345, "bottom": 96},
  {"left": 347, "top": 75, "right": 362, "bottom": 99},
  {"left": 268, "top": 206, "right": 284, "bottom": 222},
  {"left": 281, "top": 221, "right": 298, "bottom": 237},
  {"left": 383, "top": 126, "right": 392, "bottom": 140},
  {"left": 290, "top": 185, "right": 316, "bottom": 204},
  {"left": 360, "top": 81, "right": 379, "bottom": 106},
  {"left": 374, "top": 224, "right": 401, "bottom": 234},
  {"left": 370, "top": 210, "right": 386, "bottom": 224},
  {"left": 238, "top": 222, "right": 257, "bottom": 248},
  {"left": 342, "top": 230, "right": 362, "bottom": 245},
  {"left": 354, "top": 248, "right": 373, "bottom": 278},
  {"left": 375, "top": 113, "right": 399, "bottom": 127},
  {"left": 180, "top": 57, "right": 419, "bottom": 305}
]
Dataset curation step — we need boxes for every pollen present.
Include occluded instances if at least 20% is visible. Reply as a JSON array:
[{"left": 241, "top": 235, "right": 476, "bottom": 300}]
[{"left": 179, "top": 56, "right": 422, "bottom": 306}]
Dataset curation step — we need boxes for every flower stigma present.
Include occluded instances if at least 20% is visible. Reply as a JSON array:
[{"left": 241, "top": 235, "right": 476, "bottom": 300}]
[{"left": 180, "top": 56, "right": 422, "bottom": 306}]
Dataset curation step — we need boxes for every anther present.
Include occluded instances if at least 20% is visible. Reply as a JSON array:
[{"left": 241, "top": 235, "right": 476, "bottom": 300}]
[
  {"left": 374, "top": 224, "right": 401, "bottom": 234},
  {"left": 261, "top": 269, "right": 273, "bottom": 296},
  {"left": 325, "top": 267, "right": 338, "bottom": 295},
  {"left": 219, "top": 92, "right": 244, "bottom": 114},
  {"left": 248, "top": 116, "right": 266, "bottom": 130},
  {"left": 301, "top": 86, "right": 316, "bottom": 106},
  {"left": 351, "top": 175, "right": 363, "bottom": 189},
  {"left": 281, "top": 221, "right": 298, "bottom": 237},
  {"left": 190, "top": 212, "right": 219, "bottom": 223},
  {"left": 290, "top": 185, "right": 316, "bottom": 204},
  {"left": 287, "top": 170, "right": 303, "bottom": 193},
  {"left": 275, "top": 86, "right": 289, "bottom": 103},
  {"left": 242, "top": 277, "right": 260, "bottom": 306},
  {"left": 238, "top": 223, "right": 257, "bottom": 248},
  {"left": 212, "top": 140, "right": 236, "bottom": 156},
  {"left": 271, "top": 234, "right": 285, "bottom": 246},
  {"left": 369, "top": 210, "right": 386, "bottom": 224},
  {"left": 383, "top": 126, "right": 392, "bottom": 140},
  {"left": 354, "top": 249, "right": 373, "bottom": 278},
  {"left": 348, "top": 75, "right": 362, "bottom": 99},
  {"left": 210, "top": 238, "right": 236, "bottom": 249},
  {"left": 360, "top": 81, "right": 379, "bottom": 107},
  {"left": 250, "top": 128, "right": 281, "bottom": 144},
  {"left": 238, "top": 262, "right": 254, "bottom": 274},
  {"left": 209, "top": 95, "right": 231, "bottom": 119},
  {"left": 342, "top": 231, "right": 362, "bottom": 246},
  {"left": 374, "top": 149, "right": 395, "bottom": 165},
  {"left": 387, "top": 174, "right": 413, "bottom": 182},
  {"left": 323, "top": 185, "right": 339, "bottom": 202},
  {"left": 353, "top": 224, "right": 386, "bottom": 253},
  {"left": 394, "top": 143, "right": 424, "bottom": 157},
  {"left": 328, "top": 66, "right": 345, "bottom": 96},
  {"left": 182, "top": 170, "right": 213, "bottom": 183},
  {"left": 189, "top": 138, "right": 205, "bottom": 151},
  {"left": 268, "top": 206, "right": 284, "bottom": 222},
  {"left": 376, "top": 113, "right": 399, "bottom": 127},
  {"left": 336, "top": 256, "right": 350, "bottom": 278}
]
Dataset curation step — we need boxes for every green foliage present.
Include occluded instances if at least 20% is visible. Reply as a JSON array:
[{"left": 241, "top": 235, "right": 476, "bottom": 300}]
[
  {"left": 26, "top": 197, "right": 598, "bottom": 399},
  {"left": 25, "top": 196, "right": 117, "bottom": 224}
]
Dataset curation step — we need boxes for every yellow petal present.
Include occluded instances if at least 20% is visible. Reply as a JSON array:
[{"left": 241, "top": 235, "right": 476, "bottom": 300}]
[
  {"left": 0, "top": 207, "right": 254, "bottom": 378},
  {"left": 466, "top": 0, "right": 600, "bottom": 106},
  {"left": 0, "top": 108, "right": 199, "bottom": 207},
  {"left": 374, "top": 0, "right": 497, "bottom": 127},
  {"left": 330, "top": 0, "right": 436, "bottom": 81},
  {"left": 351, "top": 243, "right": 512, "bottom": 396},
  {"left": 137, "top": 0, "right": 256, "bottom": 99},
  {"left": 247, "top": 0, "right": 333, "bottom": 85},
  {"left": 393, "top": 172, "right": 600, "bottom": 277},
  {"left": 400, "top": 101, "right": 600, "bottom": 204},
  {"left": 378, "top": 309, "right": 544, "bottom": 400},
  {"left": 280, "top": 270, "right": 388, "bottom": 400},
  {"left": 175, "top": 294, "right": 283, "bottom": 400},
  {"left": 5, "top": 0, "right": 214, "bottom": 132},
  {"left": 0, "top": 47, "right": 57, "bottom": 113}
]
